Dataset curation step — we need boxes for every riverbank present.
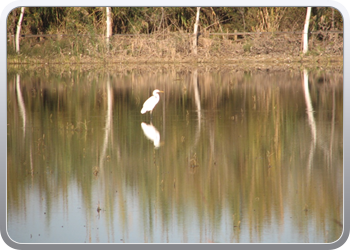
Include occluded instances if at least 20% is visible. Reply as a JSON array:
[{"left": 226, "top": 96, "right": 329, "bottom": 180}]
[
  {"left": 7, "top": 54, "right": 343, "bottom": 73},
  {"left": 7, "top": 32, "right": 343, "bottom": 67}
]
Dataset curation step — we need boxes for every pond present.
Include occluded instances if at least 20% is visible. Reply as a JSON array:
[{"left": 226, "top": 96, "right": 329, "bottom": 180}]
[{"left": 7, "top": 64, "right": 343, "bottom": 243}]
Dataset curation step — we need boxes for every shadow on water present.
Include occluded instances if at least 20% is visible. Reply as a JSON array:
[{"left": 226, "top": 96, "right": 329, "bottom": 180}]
[{"left": 7, "top": 66, "right": 343, "bottom": 243}]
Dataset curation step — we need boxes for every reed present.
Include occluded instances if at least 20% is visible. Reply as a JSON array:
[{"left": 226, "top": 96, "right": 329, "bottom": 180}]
[{"left": 7, "top": 32, "right": 343, "bottom": 65}]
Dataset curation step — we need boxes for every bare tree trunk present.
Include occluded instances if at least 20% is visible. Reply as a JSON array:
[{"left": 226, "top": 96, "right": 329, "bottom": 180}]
[
  {"left": 331, "top": 8, "right": 336, "bottom": 41},
  {"left": 303, "top": 7, "right": 312, "bottom": 54},
  {"left": 15, "top": 7, "right": 25, "bottom": 54},
  {"left": 192, "top": 7, "right": 201, "bottom": 55},
  {"left": 106, "top": 7, "right": 113, "bottom": 47}
]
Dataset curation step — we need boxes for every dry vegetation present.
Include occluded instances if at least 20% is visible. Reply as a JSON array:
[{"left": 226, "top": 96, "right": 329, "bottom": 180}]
[
  {"left": 7, "top": 7, "right": 343, "bottom": 66},
  {"left": 7, "top": 31, "right": 343, "bottom": 66}
]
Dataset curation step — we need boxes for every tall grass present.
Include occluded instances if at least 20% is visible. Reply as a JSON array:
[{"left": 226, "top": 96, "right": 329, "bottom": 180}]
[
  {"left": 7, "top": 7, "right": 343, "bottom": 64},
  {"left": 7, "top": 7, "right": 343, "bottom": 37}
]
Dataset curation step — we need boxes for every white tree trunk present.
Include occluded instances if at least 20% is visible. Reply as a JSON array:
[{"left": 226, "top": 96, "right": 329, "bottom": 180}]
[
  {"left": 106, "top": 7, "right": 113, "bottom": 46},
  {"left": 303, "top": 7, "right": 312, "bottom": 54},
  {"left": 192, "top": 7, "right": 201, "bottom": 55},
  {"left": 15, "top": 7, "right": 25, "bottom": 54}
]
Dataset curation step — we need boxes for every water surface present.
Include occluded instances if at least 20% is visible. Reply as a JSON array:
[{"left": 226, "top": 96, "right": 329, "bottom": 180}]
[{"left": 7, "top": 65, "right": 343, "bottom": 243}]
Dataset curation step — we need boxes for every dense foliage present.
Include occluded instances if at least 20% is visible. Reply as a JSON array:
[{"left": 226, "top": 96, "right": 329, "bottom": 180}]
[
  {"left": 7, "top": 7, "right": 343, "bottom": 61},
  {"left": 7, "top": 7, "right": 343, "bottom": 35}
]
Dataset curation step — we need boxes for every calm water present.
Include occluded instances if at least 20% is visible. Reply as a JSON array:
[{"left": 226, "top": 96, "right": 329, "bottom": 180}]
[{"left": 7, "top": 65, "right": 343, "bottom": 243}]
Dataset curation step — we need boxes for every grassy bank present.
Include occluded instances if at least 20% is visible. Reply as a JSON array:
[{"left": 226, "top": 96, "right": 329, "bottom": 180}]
[{"left": 7, "top": 32, "right": 343, "bottom": 67}]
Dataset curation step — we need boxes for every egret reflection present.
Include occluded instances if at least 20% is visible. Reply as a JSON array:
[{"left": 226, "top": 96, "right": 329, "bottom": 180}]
[{"left": 141, "top": 122, "right": 161, "bottom": 148}]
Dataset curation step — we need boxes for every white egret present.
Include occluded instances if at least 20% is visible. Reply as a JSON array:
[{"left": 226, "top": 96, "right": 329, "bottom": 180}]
[{"left": 141, "top": 89, "right": 164, "bottom": 115}]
